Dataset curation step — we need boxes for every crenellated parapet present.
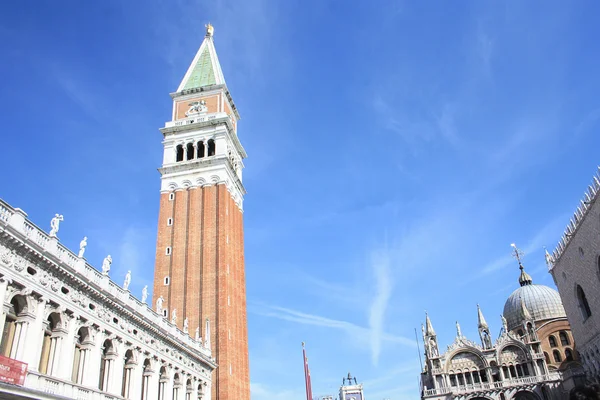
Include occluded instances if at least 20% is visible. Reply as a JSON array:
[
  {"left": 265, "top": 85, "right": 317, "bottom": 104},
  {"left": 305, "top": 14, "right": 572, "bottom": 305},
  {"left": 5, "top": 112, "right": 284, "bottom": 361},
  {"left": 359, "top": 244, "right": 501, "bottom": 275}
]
[{"left": 549, "top": 166, "right": 600, "bottom": 270}]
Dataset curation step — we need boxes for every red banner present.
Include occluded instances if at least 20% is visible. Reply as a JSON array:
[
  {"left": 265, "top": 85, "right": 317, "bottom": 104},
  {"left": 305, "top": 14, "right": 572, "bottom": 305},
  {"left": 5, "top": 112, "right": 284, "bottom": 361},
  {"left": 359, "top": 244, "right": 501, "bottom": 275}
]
[{"left": 0, "top": 354, "right": 27, "bottom": 386}]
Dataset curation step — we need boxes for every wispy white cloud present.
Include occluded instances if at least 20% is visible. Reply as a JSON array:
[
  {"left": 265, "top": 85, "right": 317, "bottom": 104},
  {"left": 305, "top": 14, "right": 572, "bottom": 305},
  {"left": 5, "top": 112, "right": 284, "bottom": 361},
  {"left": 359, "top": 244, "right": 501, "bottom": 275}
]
[
  {"left": 250, "top": 303, "right": 414, "bottom": 348},
  {"left": 368, "top": 247, "right": 394, "bottom": 365}
]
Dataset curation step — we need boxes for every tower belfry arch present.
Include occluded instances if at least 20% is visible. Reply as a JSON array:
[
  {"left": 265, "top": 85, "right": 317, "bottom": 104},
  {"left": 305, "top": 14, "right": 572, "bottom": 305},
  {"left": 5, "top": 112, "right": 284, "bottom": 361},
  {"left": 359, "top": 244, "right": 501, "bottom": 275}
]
[{"left": 152, "top": 24, "right": 250, "bottom": 400}]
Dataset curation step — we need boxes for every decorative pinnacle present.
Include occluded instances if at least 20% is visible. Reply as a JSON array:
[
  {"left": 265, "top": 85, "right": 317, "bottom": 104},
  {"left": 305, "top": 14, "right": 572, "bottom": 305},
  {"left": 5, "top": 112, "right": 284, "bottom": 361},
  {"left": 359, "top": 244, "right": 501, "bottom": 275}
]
[
  {"left": 477, "top": 304, "right": 489, "bottom": 329},
  {"left": 205, "top": 23, "right": 214, "bottom": 37}
]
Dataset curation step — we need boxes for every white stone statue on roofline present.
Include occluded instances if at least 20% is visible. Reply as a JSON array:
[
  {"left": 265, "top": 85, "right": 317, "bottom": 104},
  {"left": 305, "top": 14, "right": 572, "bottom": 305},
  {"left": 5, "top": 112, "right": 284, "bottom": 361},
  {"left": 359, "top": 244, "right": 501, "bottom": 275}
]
[
  {"left": 156, "top": 296, "right": 164, "bottom": 315},
  {"left": 49, "top": 214, "right": 64, "bottom": 237},
  {"left": 171, "top": 309, "right": 177, "bottom": 324},
  {"left": 123, "top": 270, "right": 131, "bottom": 291},
  {"left": 183, "top": 318, "right": 189, "bottom": 334},
  {"left": 101, "top": 255, "right": 112, "bottom": 276},
  {"left": 195, "top": 326, "right": 200, "bottom": 341},
  {"left": 141, "top": 285, "right": 148, "bottom": 303},
  {"left": 78, "top": 236, "right": 87, "bottom": 258}
]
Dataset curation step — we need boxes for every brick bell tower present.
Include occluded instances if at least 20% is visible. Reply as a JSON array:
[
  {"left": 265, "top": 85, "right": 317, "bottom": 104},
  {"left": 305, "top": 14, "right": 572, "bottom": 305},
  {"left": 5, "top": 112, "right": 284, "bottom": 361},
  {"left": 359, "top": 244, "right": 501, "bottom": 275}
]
[{"left": 152, "top": 23, "right": 250, "bottom": 400}]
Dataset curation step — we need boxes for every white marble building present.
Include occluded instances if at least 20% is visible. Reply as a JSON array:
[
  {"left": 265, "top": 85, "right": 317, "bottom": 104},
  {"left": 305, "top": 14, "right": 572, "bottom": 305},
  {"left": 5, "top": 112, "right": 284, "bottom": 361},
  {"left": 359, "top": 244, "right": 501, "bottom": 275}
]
[{"left": 0, "top": 199, "right": 216, "bottom": 400}]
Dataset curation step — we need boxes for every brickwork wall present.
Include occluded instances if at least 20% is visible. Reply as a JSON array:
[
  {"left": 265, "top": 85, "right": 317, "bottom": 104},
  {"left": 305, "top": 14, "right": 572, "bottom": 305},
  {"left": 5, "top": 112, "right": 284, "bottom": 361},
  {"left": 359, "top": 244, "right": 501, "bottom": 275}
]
[
  {"left": 551, "top": 195, "right": 600, "bottom": 369},
  {"left": 153, "top": 184, "right": 250, "bottom": 400},
  {"left": 152, "top": 192, "right": 174, "bottom": 317},
  {"left": 536, "top": 319, "right": 579, "bottom": 370}
]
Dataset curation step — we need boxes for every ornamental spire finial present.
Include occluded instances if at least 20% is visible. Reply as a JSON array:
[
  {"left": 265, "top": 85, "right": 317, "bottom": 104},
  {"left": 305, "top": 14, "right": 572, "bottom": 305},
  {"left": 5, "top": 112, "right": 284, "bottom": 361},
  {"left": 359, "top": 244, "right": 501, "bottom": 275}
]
[
  {"left": 511, "top": 243, "right": 524, "bottom": 269},
  {"left": 511, "top": 243, "right": 533, "bottom": 286},
  {"left": 205, "top": 23, "right": 214, "bottom": 37}
]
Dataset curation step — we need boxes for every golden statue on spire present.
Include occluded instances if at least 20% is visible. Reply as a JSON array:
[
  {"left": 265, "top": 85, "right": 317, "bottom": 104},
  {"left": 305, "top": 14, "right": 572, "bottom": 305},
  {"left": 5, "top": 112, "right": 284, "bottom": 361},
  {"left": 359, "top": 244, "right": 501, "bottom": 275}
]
[{"left": 205, "top": 23, "right": 214, "bottom": 37}]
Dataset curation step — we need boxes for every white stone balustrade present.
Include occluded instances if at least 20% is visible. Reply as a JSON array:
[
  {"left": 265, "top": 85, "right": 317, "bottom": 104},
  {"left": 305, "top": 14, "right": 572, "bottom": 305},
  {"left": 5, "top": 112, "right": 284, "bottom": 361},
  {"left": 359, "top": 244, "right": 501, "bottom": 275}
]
[
  {"left": 25, "top": 371, "right": 125, "bottom": 400},
  {"left": 423, "top": 373, "right": 563, "bottom": 397},
  {"left": 164, "top": 112, "right": 226, "bottom": 129}
]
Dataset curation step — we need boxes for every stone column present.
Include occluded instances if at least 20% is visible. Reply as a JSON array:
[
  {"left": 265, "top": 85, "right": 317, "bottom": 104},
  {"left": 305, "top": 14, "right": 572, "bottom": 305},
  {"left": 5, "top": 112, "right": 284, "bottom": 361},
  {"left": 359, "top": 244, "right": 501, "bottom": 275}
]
[
  {"left": 203, "top": 381, "right": 212, "bottom": 400},
  {"left": 127, "top": 356, "right": 144, "bottom": 400},
  {"left": 163, "top": 369, "right": 174, "bottom": 400},
  {"left": 24, "top": 298, "right": 47, "bottom": 369},
  {"left": 14, "top": 314, "right": 34, "bottom": 363},
  {"left": 83, "top": 329, "right": 103, "bottom": 388},
  {"left": 58, "top": 318, "right": 79, "bottom": 380},
  {"left": 0, "top": 279, "right": 13, "bottom": 351},
  {"left": 145, "top": 359, "right": 160, "bottom": 400},
  {"left": 109, "top": 341, "right": 125, "bottom": 396}
]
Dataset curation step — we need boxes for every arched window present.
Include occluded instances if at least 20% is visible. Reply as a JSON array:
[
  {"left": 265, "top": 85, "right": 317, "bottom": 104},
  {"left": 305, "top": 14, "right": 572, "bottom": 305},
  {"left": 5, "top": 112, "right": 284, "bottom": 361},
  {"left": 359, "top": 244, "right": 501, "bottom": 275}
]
[
  {"left": 449, "top": 374, "right": 457, "bottom": 386},
  {"left": 553, "top": 350, "right": 562, "bottom": 363},
  {"left": 549, "top": 336, "right": 557, "bottom": 347},
  {"left": 197, "top": 141, "right": 205, "bottom": 158},
  {"left": 71, "top": 327, "right": 90, "bottom": 384},
  {"left": 479, "top": 369, "right": 488, "bottom": 383},
  {"left": 141, "top": 359, "right": 152, "bottom": 400},
  {"left": 186, "top": 378, "right": 193, "bottom": 400},
  {"left": 39, "top": 312, "right": 62, "bottom": 375},
  {"left": 176, "top": 145, "right": 184, "bottom": 162},
  {"left": 544, "top": 352, "right": 550, "bottom": 364},
  {"left": 173, "top": 373, "right": 182, "bottom": 400},
  {"left": 576, "top": 284, "right": 592, "bottom": 320},
  {"left": 99, "top": 339, "right": 116, "bottom": 391},
  {"left": 516, "top": 364, "right": 524, "bottom": 377},
  {"left": 0, "top": 295, "right": 27, "bottom": 359},
  {"left": 559, "top": 331, "right": 570, "bottom": 346},
  {"left": 565, "top": 348, "right": 574, "bottom": 361},
  {"left": 197, "top": 383, "right": 203, "bottom": 400},
  {"left": 207, "top": 139, "right": 216, "bottom": 157},
  {"left": 186, "top": 143, "right": 194, "bottom": 161},
  {"left": 158, "top": 366, "right": 167, "bottom": 400},
  {"left": 121, "top": 349, "right": 135, "bottom": 399},
  {"left": 517, "top": 329, "right": 524, "bottom": 337}
]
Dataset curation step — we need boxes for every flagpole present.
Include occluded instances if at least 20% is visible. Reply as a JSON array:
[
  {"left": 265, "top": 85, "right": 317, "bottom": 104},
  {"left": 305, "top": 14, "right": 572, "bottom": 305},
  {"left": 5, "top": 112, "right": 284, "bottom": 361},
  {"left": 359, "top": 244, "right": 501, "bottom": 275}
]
[{"left": 302, "top": 342, "right": 311, "bottom": 400}]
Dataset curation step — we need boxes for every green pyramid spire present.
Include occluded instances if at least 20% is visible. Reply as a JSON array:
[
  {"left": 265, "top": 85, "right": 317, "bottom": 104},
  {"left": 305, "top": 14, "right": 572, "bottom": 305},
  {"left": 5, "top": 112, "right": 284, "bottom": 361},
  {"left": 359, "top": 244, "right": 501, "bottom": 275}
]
[{"left": 177, "top": 24, "right": 226, "bottom": 92}]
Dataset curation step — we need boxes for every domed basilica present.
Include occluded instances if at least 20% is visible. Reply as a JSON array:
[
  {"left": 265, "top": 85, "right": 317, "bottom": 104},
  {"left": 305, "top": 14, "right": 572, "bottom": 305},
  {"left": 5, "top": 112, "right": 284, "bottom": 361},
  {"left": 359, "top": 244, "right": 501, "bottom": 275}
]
[{"left": 420, "top": 247, "right": 585, "bottom": 400}]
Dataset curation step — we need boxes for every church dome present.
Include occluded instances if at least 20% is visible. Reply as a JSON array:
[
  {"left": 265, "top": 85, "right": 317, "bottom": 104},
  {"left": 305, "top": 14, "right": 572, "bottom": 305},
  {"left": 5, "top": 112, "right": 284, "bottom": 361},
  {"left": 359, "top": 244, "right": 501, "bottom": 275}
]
[{"left": 503, "top": 284, "right": 566, "bottom": 331}]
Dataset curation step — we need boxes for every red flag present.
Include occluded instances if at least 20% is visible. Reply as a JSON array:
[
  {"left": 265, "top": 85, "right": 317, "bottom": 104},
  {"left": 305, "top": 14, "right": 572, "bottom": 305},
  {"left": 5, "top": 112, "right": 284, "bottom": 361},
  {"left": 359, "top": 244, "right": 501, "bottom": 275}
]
[{"left": 302, "top": 342, "right": 313, "bottom": 400}]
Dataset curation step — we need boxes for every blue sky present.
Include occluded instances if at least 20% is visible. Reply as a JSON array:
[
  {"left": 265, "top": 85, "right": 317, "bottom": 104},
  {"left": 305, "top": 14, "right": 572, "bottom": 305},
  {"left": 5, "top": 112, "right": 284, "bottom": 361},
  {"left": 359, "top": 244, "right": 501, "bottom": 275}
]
[{"left": 1, "top": 1, "right": 600, "bottom": 399}]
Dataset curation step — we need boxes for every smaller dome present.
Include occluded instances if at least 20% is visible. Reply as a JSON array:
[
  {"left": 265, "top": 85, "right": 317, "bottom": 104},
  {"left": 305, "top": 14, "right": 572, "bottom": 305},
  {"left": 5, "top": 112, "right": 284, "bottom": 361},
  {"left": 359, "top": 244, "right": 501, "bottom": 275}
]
[{"left": 503, "top": 284, "right": 566, "bottom": 331}]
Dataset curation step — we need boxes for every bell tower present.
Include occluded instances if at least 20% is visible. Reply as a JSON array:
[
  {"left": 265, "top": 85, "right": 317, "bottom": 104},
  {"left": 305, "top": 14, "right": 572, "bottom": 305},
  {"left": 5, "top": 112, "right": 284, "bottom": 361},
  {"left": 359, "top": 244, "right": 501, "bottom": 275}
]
[{"left": 152, "top": 24, "right": 250, "bottom": 400}]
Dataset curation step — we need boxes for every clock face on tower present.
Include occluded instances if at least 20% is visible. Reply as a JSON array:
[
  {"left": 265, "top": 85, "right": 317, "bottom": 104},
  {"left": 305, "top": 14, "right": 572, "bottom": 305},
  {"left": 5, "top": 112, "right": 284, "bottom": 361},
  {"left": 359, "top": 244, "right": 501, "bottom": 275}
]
[{"left": 345, "top": 393, "right": 363, "bottom": 400}]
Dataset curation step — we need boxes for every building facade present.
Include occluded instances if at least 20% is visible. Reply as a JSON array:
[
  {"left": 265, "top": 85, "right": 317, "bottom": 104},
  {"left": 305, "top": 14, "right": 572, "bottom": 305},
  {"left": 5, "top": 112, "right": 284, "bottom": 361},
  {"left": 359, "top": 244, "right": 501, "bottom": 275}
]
[
  {"left": 151, "top": 24, "right": 250, "bottom": 400},
  {"left": 0, "top": 199, "right": 215, "bottom": 400},
  {"left": 420, "top": 256, "right": 584, "bottom": 400},
  {"left": 547, "top": 167, "right": 600, "bottom": 382}
]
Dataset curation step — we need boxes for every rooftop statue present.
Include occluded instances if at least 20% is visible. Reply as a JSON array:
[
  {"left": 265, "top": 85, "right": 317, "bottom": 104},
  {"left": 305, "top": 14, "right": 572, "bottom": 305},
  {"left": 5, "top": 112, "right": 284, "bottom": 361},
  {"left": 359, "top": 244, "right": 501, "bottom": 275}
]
[
  {"left": 49, "top": 214, "right": 63, "bottom": 237},
  {"left": 78, "top": 236, "right": 87, "bottom": 258}
]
